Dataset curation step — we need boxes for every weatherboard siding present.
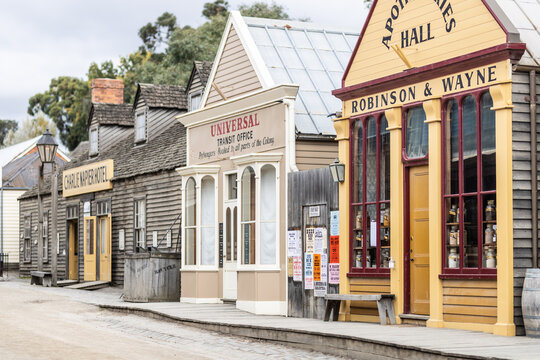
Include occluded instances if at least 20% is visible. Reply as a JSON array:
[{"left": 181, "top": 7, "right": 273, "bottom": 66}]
[
  {"left": 295, "top": 140, "right": 338, "bottom": 171},
  {"left": 99, "top": 125, "right": 133, "bottom": 153}
]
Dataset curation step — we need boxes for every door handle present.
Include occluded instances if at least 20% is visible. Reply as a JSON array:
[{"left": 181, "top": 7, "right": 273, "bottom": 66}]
[{"left": 410, "top": 258, "right": 415, "bottom": 262}]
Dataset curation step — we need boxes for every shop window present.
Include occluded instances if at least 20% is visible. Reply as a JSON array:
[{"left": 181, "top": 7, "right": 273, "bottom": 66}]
[
  {"left": 443, "top": 91, "right": 496, "bottom": 275},
  {"left": 351, "top": 113, "right": 390, "bottom": 274},
  {"left": 241, "top": 167, "right": 256, "bottom": 265},
  {"left": 134, "top": 199, "right": 146, "bottom": 251},
  {"left": 405, "top": 106, "right": 428, "bottom": 159},
  {"left": 135, "top": 112, "right": 146, "bottom": 143},
  {"left": 201, "top": 176, "right": 215, "bottom": 265},
  {"left": 23, "top": 215, "right": 31, "bottom": 262},
  {"left": 43, "top": 211, "right": 49, "bottom": 262},
  {"left": 96, "top": 199, "right": 111, "bottom": 216},
  {"left": 260, "top": 165, "right": 276, "bottom": 265},
  {"left": 185, "top": 177, "right": 197, "bottom": 265},
  {"left": 89, "top": 128, "right": 98, "bottom": 155}
]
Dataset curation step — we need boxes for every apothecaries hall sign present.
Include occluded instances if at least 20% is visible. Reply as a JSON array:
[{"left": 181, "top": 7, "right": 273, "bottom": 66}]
[
  {"left": 189, "top": 103, "right": 286, "bottom": 165},
  {"left": 63, "top": 159, "right": 114, "bottom": 197}
]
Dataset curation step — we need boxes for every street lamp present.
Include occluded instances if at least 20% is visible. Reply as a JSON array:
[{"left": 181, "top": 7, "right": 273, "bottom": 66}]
[
  {"left": 329, "top": 158, "right": 345, "bottom": 183},
  {"left": 36, "top": 129, "right": 58, "bottom": 286}
]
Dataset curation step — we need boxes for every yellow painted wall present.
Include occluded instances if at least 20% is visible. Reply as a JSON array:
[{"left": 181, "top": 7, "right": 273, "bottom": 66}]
[{"left": 345, "top": 0, "right": 507, "bottom": 87}]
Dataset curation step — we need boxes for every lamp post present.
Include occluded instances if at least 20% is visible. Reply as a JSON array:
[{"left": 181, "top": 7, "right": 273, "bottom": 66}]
[
  {"left": 36, "top": 129, "right": 58, "bottom": 285},
  {"left": 329, "top": 158, "right": 345, "bottom": 183}
]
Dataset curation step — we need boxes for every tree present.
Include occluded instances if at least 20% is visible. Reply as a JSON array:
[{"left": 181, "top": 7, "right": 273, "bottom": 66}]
[
  {"left": 27, "top": 77, "right": 90, "bottom": 151},
  {"left": 138, "top": 12, "right": 177, "bottom": 53},
  {"left": 4, "top": 113, "right": 57, "bottom": 146},
  {"left": 238, "top": 2, "right": 289, "bottom": 19},
  {"left": 0, "top": 119, "right": 18, "bottom": 147},
  {"left": 202, "top": 0, "right": 229, "bottom": 19}
]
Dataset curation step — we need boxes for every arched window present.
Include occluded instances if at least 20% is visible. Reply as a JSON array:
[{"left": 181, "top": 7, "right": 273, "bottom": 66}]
[
  {"left": 241, "top": 167, "right": 256, "bottom": 264},
  {"left": 185, "top": 177, "right": 196, "bottom": 265},
  {"left": 260, "top": 165, "right": 276, "bottom": 265},
  {"left": 201, "top": 176, "right": 215, "bottom": 265}
]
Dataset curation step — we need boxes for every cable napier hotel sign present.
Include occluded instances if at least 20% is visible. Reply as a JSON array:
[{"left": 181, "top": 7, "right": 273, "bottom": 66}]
[{"left": 63, "top": 159, "right": 114, "bottom": 197}]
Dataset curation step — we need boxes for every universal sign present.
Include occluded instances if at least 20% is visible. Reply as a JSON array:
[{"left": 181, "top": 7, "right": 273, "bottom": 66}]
[{"left": 63, "top": 159, "right": 114, "bottom": 197}]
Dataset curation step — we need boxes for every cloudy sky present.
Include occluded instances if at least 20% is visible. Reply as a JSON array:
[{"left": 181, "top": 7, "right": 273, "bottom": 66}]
[{"left": 0, "top": 0, "right": 369, "bottom": 124}]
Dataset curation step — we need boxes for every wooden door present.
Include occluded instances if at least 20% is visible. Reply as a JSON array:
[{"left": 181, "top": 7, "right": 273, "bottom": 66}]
[
  {"left": 99, "top": 215, "right": 112, "bottom": 282},
  {"left": 83, "top": 216, "right": 97, "bottom": 281},
  {"left": 68, "top": 221, "right": 78, "bottom": 280},
  {"left": 409, "top": 166, "right": 430, "bottom": 315}
]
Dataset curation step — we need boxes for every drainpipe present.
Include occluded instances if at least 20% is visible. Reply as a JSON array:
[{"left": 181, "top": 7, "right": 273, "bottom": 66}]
[{"left": 529, "top": 69, "right": 538, "bottom": 268}]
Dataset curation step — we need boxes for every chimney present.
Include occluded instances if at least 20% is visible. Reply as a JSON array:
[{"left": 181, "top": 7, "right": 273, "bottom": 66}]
[{"left": 91, "top": 78, "right": 124, "bottom": 104}]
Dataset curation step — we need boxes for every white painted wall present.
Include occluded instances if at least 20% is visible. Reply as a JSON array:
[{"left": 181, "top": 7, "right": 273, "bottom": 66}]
[{"left": 1, "top": 189, "right": 25, "bottom": 264}]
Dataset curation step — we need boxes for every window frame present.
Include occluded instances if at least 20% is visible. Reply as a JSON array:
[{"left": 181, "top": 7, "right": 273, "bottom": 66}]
[
  {"left": 96, "top": 199, "right": 111, "bottom": 216},
  {"left": 440, "top": 88, "right": 497, "bottom": 279},
  {"left": 42, "top": 210, "right": 49, "bottom": 263},
  {"left": 401, "top": 103, "right": 429, "bottom": 164},
  {"left": 188, "top": 91, "right": 202, "bottom": 112},
  {"left": 89, "top": 127, "right": 99, "bottom": 155},
  {"left": 135, "top": 110, "right": 147, "bottom": 143},
  {"left": 23, "top": 215, "right": 32, "bottom": 263},
  {"left": 232, "top": 154, "right": 281, "bottom": 271},
  {"left": 179, "top": 167, "right": 219, "bottom": 271},
  {"left": 348, "top": 111, "right": 391, "bottom": 277},
  {"left": 134, "top": 197, "right": 146, "bottom": 252}
]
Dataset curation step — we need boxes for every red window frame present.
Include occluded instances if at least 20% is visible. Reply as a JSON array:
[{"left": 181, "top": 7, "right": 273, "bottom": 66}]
[
  {"left": 348, "top": 110, "right": 390, "bottom": 277},
  {"left": 440, "top": 87, "right": 497, "bottom": 279}
]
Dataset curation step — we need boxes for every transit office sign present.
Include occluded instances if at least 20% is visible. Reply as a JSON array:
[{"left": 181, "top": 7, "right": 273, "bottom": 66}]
[{"left": 63, "top": 159, "right": 114, "bottom": 197}]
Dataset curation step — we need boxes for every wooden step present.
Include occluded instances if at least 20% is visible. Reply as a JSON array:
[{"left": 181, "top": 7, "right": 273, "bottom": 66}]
[
  {"left": 399, "top": 314, "right": 429, "bottom": 326},
  {"left": 65, "top": 281, "right": 110, "bottom": 291},
  {"left": 57, "top": 280, "right": 79, "bottom": 287}
]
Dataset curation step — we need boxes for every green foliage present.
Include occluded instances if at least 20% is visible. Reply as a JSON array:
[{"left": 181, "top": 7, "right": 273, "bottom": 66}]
[
  {"left": 238, "top": 2, "right": 289, "bottom": 19},
  {"left": 202, "top": 0, "right": 229, "bottom": 19},
  {"left": 0, "top": 119, "right": 18, "bottom": 147},
  {"left": 4, "top": 113, "right": 57, "bottom": 147}
]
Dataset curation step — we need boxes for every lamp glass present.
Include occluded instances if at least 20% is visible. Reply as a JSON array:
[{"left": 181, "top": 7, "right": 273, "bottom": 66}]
[{"left": 37, "top": 129, "right": 58, "bottom": 163}]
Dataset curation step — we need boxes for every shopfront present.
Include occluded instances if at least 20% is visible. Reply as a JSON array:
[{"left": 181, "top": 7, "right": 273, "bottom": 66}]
[{"left": 333, "top": 0, "right": 538, "bottom": 335}]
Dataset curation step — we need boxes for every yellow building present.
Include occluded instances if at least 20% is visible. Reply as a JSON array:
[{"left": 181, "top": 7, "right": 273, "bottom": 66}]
[{"left": 332, "top": 0, "right": 540, "bottom": 335}]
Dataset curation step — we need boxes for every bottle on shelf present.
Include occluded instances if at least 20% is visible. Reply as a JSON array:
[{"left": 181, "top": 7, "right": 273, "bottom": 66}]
[
  {"left": 355, "top": 210, "right": 362, "bottom": 230},
  {"left": 383, "top": 208, "right": 390, "bottom": 228},
  {"left": 448, "top": 248, "right": 459, "bottom": 268},
  {"left": 448, "top": 204, "right": 458, "bottom": 223},
  {"left": 485, "top": 224, "right": 494, "bottom": 245},
  {"left": 355, "top": 253, "right": 362, "bottom": 268},
  {"left": 366, "top": 253, "right": 371, "bottom": 268},
  {"left": 485, "top": 248, "right": 496, "bottom": 268},
  {"left": 449, "top": 225, "right": 459, "bottom": 246},
  {"left": 485, "top": 200, "right": 496, "bottom": 221}
]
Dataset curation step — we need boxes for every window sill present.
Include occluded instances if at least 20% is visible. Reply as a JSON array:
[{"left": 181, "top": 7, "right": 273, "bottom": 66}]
[
  {"left": 236, "top": 267, "right": 281, "bottom": 272},
  {"left": 439, "top": 273, "right": 497, "bottom": 280},
  {"left": 181, "top": 267, "right": 219, "bottom": 272},
  {"left": 347, "top": 269, "right": 390, "bottom": 278}
]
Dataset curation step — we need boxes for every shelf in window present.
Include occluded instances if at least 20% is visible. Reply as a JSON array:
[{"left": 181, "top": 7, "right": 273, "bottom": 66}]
[
  {"left": 446, "top": 222, "right": 471, "bottom": 226},
  {"left": 483, "top": 220, "right": 497, "bottom": 224},
  {"left": 381, "top": 245, "right": 390, "bottom": 249},
  {"left": 354, "top": 228, "right": 363, "bottom": 231},
  {"left": 483, "top": 243, "right": 497, "bottom": 248},
  {"left": 353, "top": 246, "right": 363, "bottom": 250}
]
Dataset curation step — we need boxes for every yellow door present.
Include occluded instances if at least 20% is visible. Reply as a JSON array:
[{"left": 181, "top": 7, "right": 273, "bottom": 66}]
[
  {"left": 84, "top": 216, "right": 97, "bottom": 281},
  {"left": 99, "top": 215, "right": 112, "bottom": 282},
  {"left": 409, "top": 166, "right": 430, "bottom": 315},
  {"left": 68, "top": 221, "right": 78, "bottom": 280}
]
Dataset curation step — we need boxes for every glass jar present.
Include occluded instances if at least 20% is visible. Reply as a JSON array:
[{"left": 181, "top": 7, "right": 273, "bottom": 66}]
[
  {"left": 449, "top": 225, "right": 459, "bottom": 246},
  {"left": 485, "top": 200, "right": 496, "bottom": 221},
  {"left": 355, "top": 211, "right": 362, "bottom": 230},
  {"left": 355, "top": 254, "right": 362, "bottom": 268},
  {"left": 485, "top": 224, "right": 494, "bottom": 245},
  {"left": 448, "top": 248, "right": 459, "bottom": 268},
  {"left": 485, "top": 248, "right": 496, "bottom": 268},
  {"left": 383, "top": 208, "right": 390, "bottom": 228},
  {"left": 449, "top": 204, "right": 458, "bottom": 223}
]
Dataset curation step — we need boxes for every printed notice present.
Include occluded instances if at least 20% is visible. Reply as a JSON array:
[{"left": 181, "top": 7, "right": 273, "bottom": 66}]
[
  {"left": 313, "top": 253, "right": 321, "bottom": 281},
  {"left": 329, "top": 236, "right": 339, "bottom": 263},
  {"left": 295, "top": 230, "right": 302, "bottom": 256},
  {"left": 309, "top": 206, "right": 320, "bottom": 217},
  {"left": 304, "top": 253, "right": 314, "bottom": 290},
  {"left": 314, "top": 227, "right": 326, "bottom": 254},
  {"left": 305, "top": 228, "right": 315, "bottom": 253},
  {"left": 314, "top": 281, "right": 327, "bottom": 297},
  {"left": 330, "top": 211, "right": 339, "bottom": 236},
  {"left": 329, "top": 263, "right": 340, "bottom": 284},
  {"left": 287, "top": 231, "right": 297, "bottom": 257},
  {"left": 287, "top": 256, "right": 294, "bottom": 277},
  {"left": 321, "top": 253, "right": 328, "bottom": 283},
  {"left": 370, "top": 220, "right": 377, "bottom": 247},
  {"left": 293, "top": 256, "right": 302, "bottom": 281}
]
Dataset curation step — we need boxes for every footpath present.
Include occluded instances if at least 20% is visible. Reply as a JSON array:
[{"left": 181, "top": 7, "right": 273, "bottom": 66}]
[{"left": 3, "top": 278, "right": 540, "bottom": 360}]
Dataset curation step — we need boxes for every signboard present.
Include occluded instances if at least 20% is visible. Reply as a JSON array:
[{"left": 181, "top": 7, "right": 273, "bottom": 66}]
[
  {"left": 304, "top": 253, "right": 313, "bottom": 290},
  {"left": 63, "top": 159, "right": 114, "bottom": 197},
  {"left": 330, "top": 211, "right": 339, "bottom": 236},
  {"left": 329, "top": 236, "right": 339, "bottom": 264},
  {"left": 293, "top": 256, "right": 302, "bottom": 282},
  {"left": 309, "top": 206, "right": 320, "bottom": 217},
  {"left": 188, "top": 104, "right": 286, "bottom": 165},
  {"left": 329, "top": 263, "right": 340, "bottom": 284},
  {"left": 219, "top": 223, "right": 224, "bottom": 268}
]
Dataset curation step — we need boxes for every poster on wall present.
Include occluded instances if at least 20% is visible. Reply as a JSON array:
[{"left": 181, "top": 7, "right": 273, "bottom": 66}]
[
  {"left": 314, "top": 227, "right": 326, "bottom": 254},
  {"left": 313, "top": 253, "right": 321, "bottom": 281},
  {"left": 287, "top": 257, "right": 294, "bottom": 277},
  {"left": 305, "top": 228, "right": 315, "bottom": 253},
  {"left": 330, "top": 211, "right": 339, "bottom": 236},
  {"left": 315, "top": 254, "right": 328, "bottom": 297},
  {"left": 314, "top": 281, "right": 327, "bottom": 297},
  {"left": 329, "top": 236, "right": 339, "bottom": 263},
  {"left": 329, "top": 263, "right": 340, "bottom": 284},
  {"left": 296, "top": 231, "right": 302, "bottom": 256},
  {"left": 293, "top": 256, "right": 302, "bottom": 281},
  {"left": 321, "top": 253, "right": 328, "bottom": 283},
  {"left": 287, "top": 230, "right": 302, "bottom": 257},
  {"left": 304, "top": 253, "right": 314, "bottom": 289}
]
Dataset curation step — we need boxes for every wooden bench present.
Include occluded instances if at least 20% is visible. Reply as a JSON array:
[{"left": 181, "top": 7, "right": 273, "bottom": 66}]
[
  {"left": 30, "top": 271, "right": 52, "bottom": 287},
  {"left": 324, "top": 294, "right": 396, "bottom": 325}
]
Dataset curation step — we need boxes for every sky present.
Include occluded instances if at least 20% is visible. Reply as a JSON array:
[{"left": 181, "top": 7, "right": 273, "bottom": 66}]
[{"left": 0, "top": 0, "right": 369, "bottom": 125}]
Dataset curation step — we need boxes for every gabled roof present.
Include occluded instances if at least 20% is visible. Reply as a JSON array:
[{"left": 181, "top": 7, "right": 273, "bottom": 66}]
[
  {"left": 134, "top": 83, "right": 187, "bottom": 110},
  {"left": 0, "top": 135, "right": 70, "bottom": 169},
  {"left": 187, "top": 61, "right": 213, "bottom": 91},
  {"left": 89, "top": 103, "right": 133, "bottom": 127},
  {"left": 202, "top": 11, "right": 359, "bottom": 137}
]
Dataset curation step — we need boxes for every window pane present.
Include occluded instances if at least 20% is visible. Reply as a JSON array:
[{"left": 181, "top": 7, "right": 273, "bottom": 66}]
[
  {"left": 380, "top": 116, "right": 390, "bottom": 201},
  {"left": 242, "top": 223, "right": 256, "bottom": 265},
  {"left": 481, "top": 93, "right": 496, "bottom": 191},
  {"left": 353, "top": 205, "right": 363, "bottom": 268},
  {"left": 186, "top": 228, "right": 196, "bottom": 265},
  {"left": 405, "top": 106, "right": 428, "bottom": 159},
  {"left": 201, "top": 176, "right": 215, "bottom": 265},
  {"left": 233, "top": 207, "right": 238, "bottom": 261},
  {"left": 226, "top": 208, "right": 231, "bottom": 261},
  {"left": 463, "top": 196, "right": 478, "bottom": 268},
  {"left": 366, "top": 117, "right": 377, "bottom": 202},
  {"left": 462, "top": 96, "right": 478, "bottom": 193},
  {"left": 380, "top": 203, "right": 390, "bottom": 267},
  {"left": 482, "top": 194, "right": 497, "bottom": 269},
  {"left": 445, "top": 197, "right": 460, "bottom": 268},
  {"left": 101, "top": 219, "right": 106, "bottom": 254},
  {"left": 445, "top": 100, "right": 459, "bottom": 195},
  {"left": 86, "top": 219, "right": 94, "bottom": 255},
  {"left": 365, "top": 204, "right": 377, "bottom": 268},
  {"left": 186, "top": 178, "right": 196, "bottom": 226},
  {"left": 241, "top": 167, "right": 256, "bottom": 221},
  {"left": 260, "top": 165, "right": 276, "bottom": 265},
  {"left": 353, "top": 121, "right": 363, "bottom": 203}
]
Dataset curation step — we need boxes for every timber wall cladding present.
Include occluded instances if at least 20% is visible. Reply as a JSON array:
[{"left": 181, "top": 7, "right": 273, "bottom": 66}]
[
  {"left": 442, "top": 280, "right": 497, "bottom": 325},
  {"left": 287, "top": 167, "right": 338, "bottom": 319},
  {"left": 99, "top": 125, "right": 132, "bottom": 153},
  {"left": 295, "top": 140, "right": 339, "bottom": 171},
  {"left": 512, "top": 71, "right": 540, "bottom": 335},
  {"left": 350, "top": 278, "right": 391, "bottom": 323},
  {"left": 206, "top": 25, "right": 262, "bottom": 106}
]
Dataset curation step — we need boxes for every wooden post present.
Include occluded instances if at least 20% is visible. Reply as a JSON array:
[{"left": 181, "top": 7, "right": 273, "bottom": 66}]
[
  {"left": 37, "top": 165, "right": 43, "bottom": 272},
  {"left": 51, "top": 164, "right": 58, "bottom": 286}
]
